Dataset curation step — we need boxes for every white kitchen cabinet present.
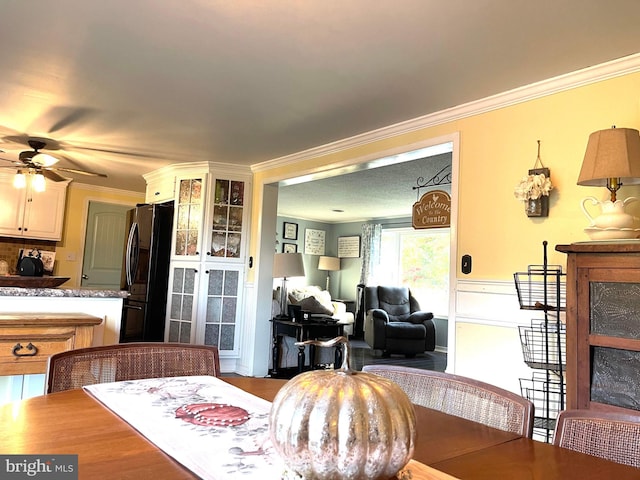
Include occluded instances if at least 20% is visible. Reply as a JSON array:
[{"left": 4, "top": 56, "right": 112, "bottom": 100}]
[
  {"left": 143, "top": 171, "right": 176, "bottom": 204},
  {"left": 0, "top": 174, "right": 69, "bottom": 240}
]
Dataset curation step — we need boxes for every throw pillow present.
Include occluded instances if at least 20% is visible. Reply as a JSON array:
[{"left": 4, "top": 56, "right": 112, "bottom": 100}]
[
  {"left": 297, "top": 296, "right": 334, "bottom": 316},
  {"left": 315, "top": 290, "right": 334, "bottom": 312}
]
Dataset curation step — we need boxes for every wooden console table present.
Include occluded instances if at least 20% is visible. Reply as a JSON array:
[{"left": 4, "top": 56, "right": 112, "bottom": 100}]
[
  {"left": 0, "top": 312, "right": 103, "bottom": 375},
  {"left": 269, "top": 318, "right": 344, "bottom": 378}
]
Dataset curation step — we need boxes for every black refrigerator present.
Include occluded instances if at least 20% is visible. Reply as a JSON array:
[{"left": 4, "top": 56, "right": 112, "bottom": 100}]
[{"left": 120, "top": 202, "right": 174, "bottom": 342}]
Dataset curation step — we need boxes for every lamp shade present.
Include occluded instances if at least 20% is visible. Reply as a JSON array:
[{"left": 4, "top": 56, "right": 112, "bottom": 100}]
[
  {"left": 577, "top": 127, "right": 640, "bottom": 186},
  {"left": 273, "top": 253, "right": 305, "bottom": 279},
  {"left": 318, "top": 256, "right": 340, "bottom": 271}
]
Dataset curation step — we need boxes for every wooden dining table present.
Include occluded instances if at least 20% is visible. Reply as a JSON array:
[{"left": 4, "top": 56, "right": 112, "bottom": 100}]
[{"left": 1, "top": 376, "right": 638, "bottom": 479}]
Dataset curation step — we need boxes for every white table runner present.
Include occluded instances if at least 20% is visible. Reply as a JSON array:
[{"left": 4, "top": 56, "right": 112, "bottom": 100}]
[{"left": 84, "top": 376, "right": 285, "bottom": 479}]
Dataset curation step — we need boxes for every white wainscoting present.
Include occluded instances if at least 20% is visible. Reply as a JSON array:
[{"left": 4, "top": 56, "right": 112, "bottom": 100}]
[{"left": 452, "top": 279, "right": 555, "bottom": 395}]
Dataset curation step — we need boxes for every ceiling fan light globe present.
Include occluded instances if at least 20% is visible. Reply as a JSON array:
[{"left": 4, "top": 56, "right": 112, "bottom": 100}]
[
  {"left": 32, "top": 152, "right": 58, "bottom": 167},
  {"left": 32, "top": 173, "right": 46, "bottom": 192},
  {"left": 13, "top": 171, "right": 26, "bottom": 189}
]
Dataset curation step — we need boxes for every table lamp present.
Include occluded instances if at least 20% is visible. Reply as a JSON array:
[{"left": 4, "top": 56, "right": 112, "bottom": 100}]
[
  {"left": 318, "top": 256, "right": 340, "bottom": 291},
  {"left": 577, "top": 126, "right": 640, "bottom": 240},
  {"left": 273, "top": 253, "right": 305, "bottom": 318}
]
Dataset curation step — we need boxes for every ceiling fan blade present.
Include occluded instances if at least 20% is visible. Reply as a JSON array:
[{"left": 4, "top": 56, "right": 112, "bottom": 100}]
[
  {"left": 0, "top": 156, "right": 21, "bottom": 166},
  {"left": 1, "top": 134, "right": 31, "bottom": 147},
  {"left": 41, "top": 169, "right": 67, "bottom": 182},
  {"left": 51, "top": 166, "right": 108, "bottom": 178},
  {"left": 46, "top": 107, "right": 97, "bottom": 134},
  {"left": 70, "top": 145, "right": 157, "bottom": 158}
]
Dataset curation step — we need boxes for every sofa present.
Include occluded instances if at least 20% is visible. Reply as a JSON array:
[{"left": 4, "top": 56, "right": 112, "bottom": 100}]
[
  {"left": 364, "top": 285, "right": 436, "bottom": 357},
  {"left": 287, "top": 285, "right": 355, "bottom": 336}
]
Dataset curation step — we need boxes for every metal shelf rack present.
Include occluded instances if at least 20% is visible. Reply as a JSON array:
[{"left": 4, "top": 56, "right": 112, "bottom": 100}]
[{"left": 513, "top": 241, "right": 566, "bottom": 442}]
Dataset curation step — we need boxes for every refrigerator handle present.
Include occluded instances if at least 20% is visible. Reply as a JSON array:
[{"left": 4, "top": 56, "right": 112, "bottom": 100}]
[
  {"left": 123, "top": 304, "right": 143, "bottom": 311},
  {"left": 125, "top": 222, "right": 140, "bottom": 287}
]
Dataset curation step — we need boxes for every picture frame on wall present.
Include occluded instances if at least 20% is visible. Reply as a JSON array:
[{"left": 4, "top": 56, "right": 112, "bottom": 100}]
[
  {"left": 304, "top": 228, "right": 326, "bottom": 255},
  {"left": 282, "top": 243, "right": 297, "bottom": 253},
  {"left": 283, "top": 222, "right": 298, "bottom": 240},
  {"left": 338, "top": 236, "right": 361, "bottom": 258}
]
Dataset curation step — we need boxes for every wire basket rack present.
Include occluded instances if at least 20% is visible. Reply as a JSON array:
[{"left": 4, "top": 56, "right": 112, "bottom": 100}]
[
  {"left": 519, "top": 321, "right": 566, "bottom": 371},
  {"left": 513, "top": 265, "right": 566, "bottom": 311},
  {"left": 519, "top": 372, "right": 566, "bottom": 442}
]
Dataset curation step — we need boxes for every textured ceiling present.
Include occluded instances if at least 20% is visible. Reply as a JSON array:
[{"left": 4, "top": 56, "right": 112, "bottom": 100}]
[
  {"left": 0, "top": 1, "right": 639, "bottom": 206},
  {"left": 278, "top": 149, "right": 452, "bottom": 223}
]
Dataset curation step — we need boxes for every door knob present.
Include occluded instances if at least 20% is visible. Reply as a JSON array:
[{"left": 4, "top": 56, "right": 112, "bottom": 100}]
[{"left": 82, "top": 274, "right": 89, "bottom": 279}]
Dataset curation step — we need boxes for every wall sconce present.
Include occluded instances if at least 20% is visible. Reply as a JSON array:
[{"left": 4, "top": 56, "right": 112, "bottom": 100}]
[
  {"left": 513, "top": 140, "right": 553, "bottom": 217},
  {"left": 577, "top": 126, "right": 640, "bottom": 240},
  {"left": 318, "top": 256, "right": 340, "bottom": 291}
]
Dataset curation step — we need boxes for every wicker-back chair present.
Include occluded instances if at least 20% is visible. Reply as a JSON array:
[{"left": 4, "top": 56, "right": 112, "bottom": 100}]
[
  {"left": 553, "top": 409, "right": 640, "bottom": 467},
  {"left": 362, "top": 365, "right": 534, "bottom": 437},
  {"left": 46, "top": 343, "right": 221, "bottom": 393}
]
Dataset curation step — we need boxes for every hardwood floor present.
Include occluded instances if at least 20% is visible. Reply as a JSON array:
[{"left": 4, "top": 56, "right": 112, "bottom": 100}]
[{"left": 348, "top": 340, "right": 448, "bottom": 372}]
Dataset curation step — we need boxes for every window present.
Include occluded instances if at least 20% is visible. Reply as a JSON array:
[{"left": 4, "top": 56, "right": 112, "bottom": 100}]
[{"left": 378, "top": 227, "right": 450, "bottom": 317}]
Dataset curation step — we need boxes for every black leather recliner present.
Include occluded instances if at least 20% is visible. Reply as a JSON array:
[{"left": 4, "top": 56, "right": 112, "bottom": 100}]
[{"left": 364, "top": 286, "right": 436, "bottom": 357}]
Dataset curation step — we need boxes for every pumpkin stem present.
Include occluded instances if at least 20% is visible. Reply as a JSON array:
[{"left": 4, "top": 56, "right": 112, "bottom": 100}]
[{"left": 294, "top": 336, "right": 351, "bottom": 372}]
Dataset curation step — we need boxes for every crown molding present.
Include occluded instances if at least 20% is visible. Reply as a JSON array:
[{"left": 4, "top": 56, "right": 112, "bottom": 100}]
[{"left": 253, "top": 53, "right": 640, "bottom": 173}]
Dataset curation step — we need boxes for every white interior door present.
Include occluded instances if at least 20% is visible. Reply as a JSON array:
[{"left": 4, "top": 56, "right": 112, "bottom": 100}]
[{"left": 81, "top": 201, "right": 131, "bottom": 289}]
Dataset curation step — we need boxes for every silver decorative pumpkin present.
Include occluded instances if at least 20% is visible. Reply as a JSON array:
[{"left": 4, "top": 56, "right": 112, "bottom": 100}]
[{"left": 269, "top": 336, "right": 416, "bottom": 480}]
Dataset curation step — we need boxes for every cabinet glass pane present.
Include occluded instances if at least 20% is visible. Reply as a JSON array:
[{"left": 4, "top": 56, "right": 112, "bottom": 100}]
[
  {"left": 230, "top": 181, "right": 244, "bottom": 206},
  {"left": 590, "top": 282, "right": 640, "bottom": 339},
  {"left": 220, "top": 325, "right": 236, "bottom": 350},
  {"left": 210, "top": 178, "right": 244, "bottom": 258},
  {"left": 591, "top": 346, "right": 640, "bottom": 411},
  {"left": 215, "top": 179, "right": 229, "bottom": 204},
  {"left": 229, "top": 207, "right": 242, "bottom": 231},
  {"left": 212, "top": 206, "right": 228, "bottom": 229},
  {"left": 168, "top": 321, "right": 180, "bottom": 342},
  {"left": 205, "top": 324, "right": 220, "bottom": 346},
  {"left": 208, "top": 269, "right": 223, "bottom": 295},
  {"left": 206, "top": 297, "right": 222, "bottom": 322},
  {"left": 224, "top": 270, "right": 239, "bottom": 295}
]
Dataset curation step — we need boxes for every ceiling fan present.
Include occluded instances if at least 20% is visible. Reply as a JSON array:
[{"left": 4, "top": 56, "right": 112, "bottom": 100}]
[{"left": 0, "top": 138, "right": 108, "bottom": 182}]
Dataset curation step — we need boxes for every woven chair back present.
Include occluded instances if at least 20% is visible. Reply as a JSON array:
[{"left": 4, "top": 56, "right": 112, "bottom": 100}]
[
  {"left": 362, "top": 364, "right": 534, "bottom": 437},
  {"left": 46, "top": 342, "right": 220, "bottom": 393},
  {"left": 553, "top": 409, "right": 640, "bottom": 468}
]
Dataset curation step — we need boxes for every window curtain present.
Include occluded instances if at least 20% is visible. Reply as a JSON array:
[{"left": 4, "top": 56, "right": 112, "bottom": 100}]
[{"left": 359, "top": 223, "right": 382, "bottom": 286}]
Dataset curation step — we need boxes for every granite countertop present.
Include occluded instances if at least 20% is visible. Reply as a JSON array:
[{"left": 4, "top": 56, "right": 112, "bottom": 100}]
[{"left": 0, "top": 287, "right": 129, "bottom": 298}]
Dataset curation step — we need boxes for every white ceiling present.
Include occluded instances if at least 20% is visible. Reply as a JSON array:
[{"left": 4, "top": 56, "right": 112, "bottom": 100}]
[{"left": 1, "top": 1, "right": 639, "bottom": 219}]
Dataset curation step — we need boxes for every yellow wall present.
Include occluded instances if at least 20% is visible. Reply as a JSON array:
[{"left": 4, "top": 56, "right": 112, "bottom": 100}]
[
  {"left": 55, "top": 184, "right": 144, "bottom": 287},
  {"left": 251, "top": 71, "right": 640, "bottom": 280}
]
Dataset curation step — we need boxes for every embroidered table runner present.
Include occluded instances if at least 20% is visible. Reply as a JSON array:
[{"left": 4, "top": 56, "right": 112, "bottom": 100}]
[{"left": 84, "top": 375, "right": 285, "bottom": 479}]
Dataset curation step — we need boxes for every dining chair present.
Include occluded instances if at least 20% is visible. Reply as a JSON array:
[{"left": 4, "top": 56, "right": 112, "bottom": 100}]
[
  {"left": 362, "top": 365, "right": 534, "bottom": 437},
  {"left": 553, "top": 409, "right": 640, "bottom": 468},
  {"left": 46, "top": 342, "right": 221, "bottom": 393}
]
